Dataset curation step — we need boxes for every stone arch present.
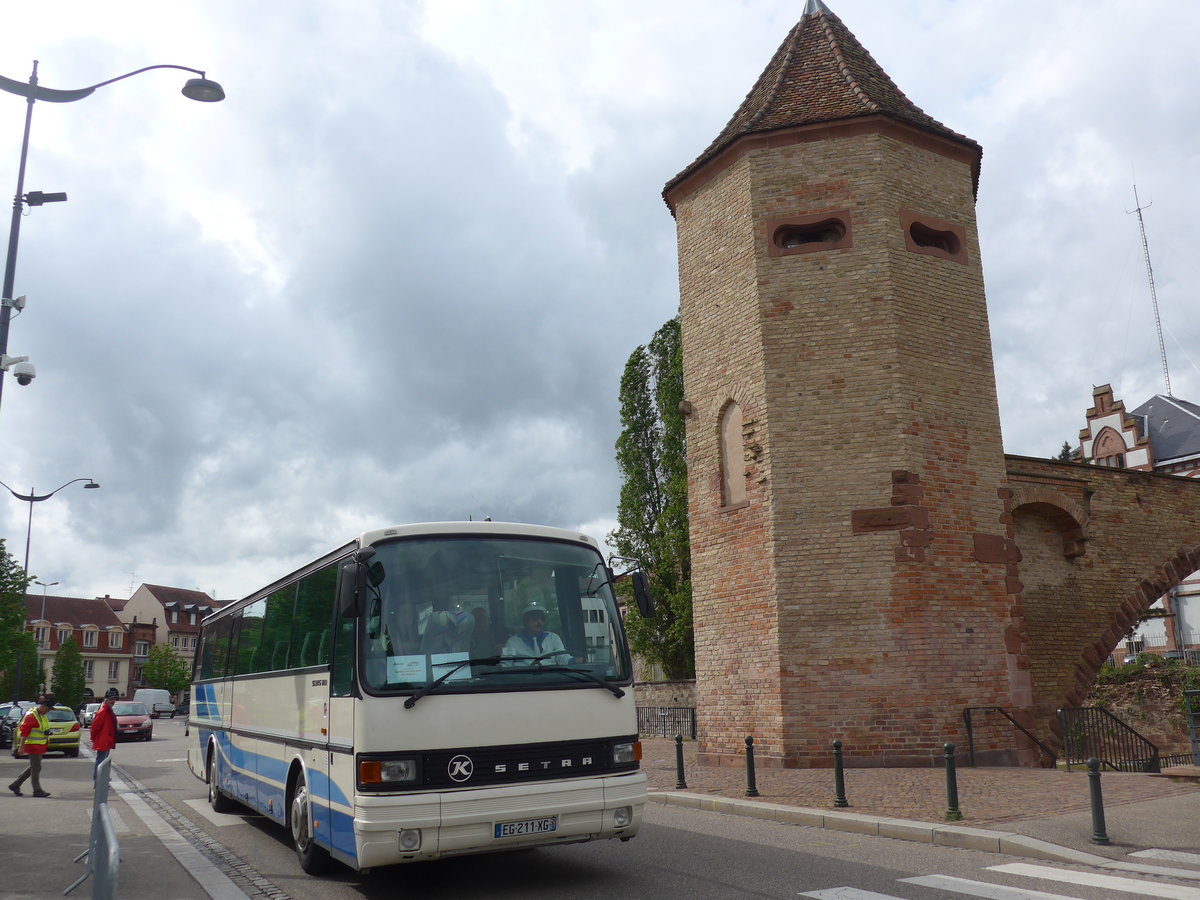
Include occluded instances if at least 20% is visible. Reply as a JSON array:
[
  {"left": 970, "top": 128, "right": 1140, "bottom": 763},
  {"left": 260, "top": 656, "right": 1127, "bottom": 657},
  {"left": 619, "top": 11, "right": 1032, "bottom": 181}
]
[
  {"left": 1009, "top": 486, "right": 1088, "bottom": 558},
  {"left": 1056, "top": 543, "right": 1200, "bottom": 734}
]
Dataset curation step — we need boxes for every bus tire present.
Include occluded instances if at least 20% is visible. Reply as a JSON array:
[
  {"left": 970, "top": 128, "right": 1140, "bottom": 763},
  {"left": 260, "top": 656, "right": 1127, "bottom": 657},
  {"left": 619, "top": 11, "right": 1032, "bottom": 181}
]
[
  {"left": 208, "top": 751, "right": 235, "bottom": 814},
  {"left": 290, "top": 774, "right": 333, "bottom": 875}
]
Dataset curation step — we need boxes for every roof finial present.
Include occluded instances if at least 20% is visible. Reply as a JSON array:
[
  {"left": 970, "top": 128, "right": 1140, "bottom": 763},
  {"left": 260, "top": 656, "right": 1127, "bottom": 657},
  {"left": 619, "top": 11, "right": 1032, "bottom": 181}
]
[{"left": 804, "top": 0, "right": 830, "bottom": 15}]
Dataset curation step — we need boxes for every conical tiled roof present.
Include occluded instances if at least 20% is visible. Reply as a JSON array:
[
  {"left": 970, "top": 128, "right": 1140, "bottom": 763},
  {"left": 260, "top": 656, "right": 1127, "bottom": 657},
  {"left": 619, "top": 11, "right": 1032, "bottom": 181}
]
[{"left": 664, "top": 0, "right": 979, "bottom": 202}]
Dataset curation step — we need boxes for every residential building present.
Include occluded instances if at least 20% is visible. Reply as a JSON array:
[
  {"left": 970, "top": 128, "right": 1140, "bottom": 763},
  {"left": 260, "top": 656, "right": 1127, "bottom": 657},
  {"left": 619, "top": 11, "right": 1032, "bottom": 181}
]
[
  {"left": 118, "top": 584, "right": 222, "bottom": 675},
  {"left": 23, "top": 593, "right": 131, "bottom": 701},
  {"left": 1079, "top": 385, "right": 1200, "bottom": 660}
]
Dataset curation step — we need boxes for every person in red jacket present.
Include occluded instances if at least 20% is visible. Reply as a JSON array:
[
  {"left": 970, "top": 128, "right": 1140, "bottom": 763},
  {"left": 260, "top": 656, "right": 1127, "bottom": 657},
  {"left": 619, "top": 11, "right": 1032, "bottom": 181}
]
[
  {"left": 89, "top": 688, "right": 119, "bottom": 782},
  {"left": 8, "top": 696, "right": 55, "bottom": 797}
]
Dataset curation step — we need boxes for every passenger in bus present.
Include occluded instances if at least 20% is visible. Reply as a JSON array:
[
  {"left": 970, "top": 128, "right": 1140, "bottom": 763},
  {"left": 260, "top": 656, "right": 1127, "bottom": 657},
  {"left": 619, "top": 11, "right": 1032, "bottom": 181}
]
[
  {"left": 470, "top": 607, "right": 507, "bottom": 658},
  {"left": 421, "top": 602, "right": 474, "bottom": 654},
  {"left": 503, "top": 604, "right": 573, "bottom": 665}
]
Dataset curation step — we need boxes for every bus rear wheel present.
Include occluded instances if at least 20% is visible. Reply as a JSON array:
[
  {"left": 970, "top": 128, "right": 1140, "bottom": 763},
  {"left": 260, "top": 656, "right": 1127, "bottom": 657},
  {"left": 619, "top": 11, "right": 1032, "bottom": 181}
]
[{"left": 290, "top": 775, "right": 333, "bottom": 874}]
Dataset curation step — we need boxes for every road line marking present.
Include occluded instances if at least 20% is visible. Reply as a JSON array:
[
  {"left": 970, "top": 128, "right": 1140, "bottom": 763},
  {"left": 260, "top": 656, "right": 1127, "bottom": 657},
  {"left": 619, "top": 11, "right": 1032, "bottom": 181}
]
[
  {"left": 902, "top": 874, "right": 1084, "bottom": 899},
  {"left": 800, "top": 889, "right": 903, "bottom": 899},
  {"left": 183, "top": 798, "right": 249, "bottom": 827},
  {"left": 1133, "top": 849, "right": 1200, "bottom": 866},
  {"left": 989, "top": 862, "right": 1200, "bottom": 899}
]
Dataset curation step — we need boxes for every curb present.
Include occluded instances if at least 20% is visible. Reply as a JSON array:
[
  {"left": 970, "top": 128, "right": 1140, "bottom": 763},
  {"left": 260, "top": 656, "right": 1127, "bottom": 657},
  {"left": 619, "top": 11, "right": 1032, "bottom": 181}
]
[{"left": 647, "top": 790, "right": 1200, "bottom": 879}]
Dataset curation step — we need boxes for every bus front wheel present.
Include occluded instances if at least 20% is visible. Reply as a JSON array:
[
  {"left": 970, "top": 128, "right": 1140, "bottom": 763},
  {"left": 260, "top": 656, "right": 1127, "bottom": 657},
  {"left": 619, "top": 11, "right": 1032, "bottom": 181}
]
[
  {"left": 290, "top": 774, "right": 333, "bottom": 875},
  {"left": 208, "top": 751, "right": 235, "bottom": 814}
]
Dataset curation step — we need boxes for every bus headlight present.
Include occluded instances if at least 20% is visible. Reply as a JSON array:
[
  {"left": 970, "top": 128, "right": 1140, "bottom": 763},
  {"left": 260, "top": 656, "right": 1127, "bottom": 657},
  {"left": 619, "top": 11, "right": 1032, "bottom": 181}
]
[
  {"left": 611, "top": 741, "right": 641, "bottom": 765},
  {"left": 399, "top": 829, "right": 421, "bottom": 851},
  {"left": 359, "top": 756, "right": 419, "bottom": 789},
  {"left": 613, "top": 806, "right": 632, "bottom": 828}
]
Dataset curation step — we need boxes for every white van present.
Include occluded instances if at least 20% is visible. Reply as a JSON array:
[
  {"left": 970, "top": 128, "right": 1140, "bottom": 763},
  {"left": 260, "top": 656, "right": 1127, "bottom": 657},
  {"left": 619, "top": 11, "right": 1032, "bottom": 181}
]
[{"left": 133, "top": 689, "right": 174, "bottom": 719}]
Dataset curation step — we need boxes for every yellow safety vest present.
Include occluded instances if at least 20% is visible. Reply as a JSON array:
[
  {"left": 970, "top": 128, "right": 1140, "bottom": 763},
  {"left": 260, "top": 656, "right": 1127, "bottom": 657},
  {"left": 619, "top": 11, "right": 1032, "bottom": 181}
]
[{"left": 20, "top": 710, "right": 50, "bottom": 747}]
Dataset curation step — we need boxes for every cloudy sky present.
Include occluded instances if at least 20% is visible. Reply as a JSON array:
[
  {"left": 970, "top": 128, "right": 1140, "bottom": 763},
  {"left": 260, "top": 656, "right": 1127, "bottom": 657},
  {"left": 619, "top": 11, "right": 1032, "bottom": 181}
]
[{"left": 0, "top": 0, "right": 1196, "bottom": 603}]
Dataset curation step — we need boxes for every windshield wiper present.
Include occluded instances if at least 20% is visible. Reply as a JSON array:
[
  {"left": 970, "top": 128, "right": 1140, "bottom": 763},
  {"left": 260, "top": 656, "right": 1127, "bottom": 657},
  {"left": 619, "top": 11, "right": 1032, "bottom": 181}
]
[
  {"left": 501, "top": 653, "right": 625, "bottom": 698},
  {"left": 403, "top": 656, "right": 499, "bottom": 709},
  {"left": 535, "top": 666, "right": 625, "bottom": 698}
]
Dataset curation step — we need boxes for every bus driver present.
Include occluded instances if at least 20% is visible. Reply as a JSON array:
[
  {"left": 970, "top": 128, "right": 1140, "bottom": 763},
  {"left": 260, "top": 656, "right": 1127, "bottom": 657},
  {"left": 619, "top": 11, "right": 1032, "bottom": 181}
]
[{"left": 503, "top": 604, "right": 573, "bottom": 665}]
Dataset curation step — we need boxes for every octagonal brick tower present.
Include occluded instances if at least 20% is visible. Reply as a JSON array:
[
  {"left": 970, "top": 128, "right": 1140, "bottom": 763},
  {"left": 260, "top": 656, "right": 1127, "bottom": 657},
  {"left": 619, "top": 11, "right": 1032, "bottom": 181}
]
[{"left": 665, "top": 0, "right": 1034, "bottom": 767}]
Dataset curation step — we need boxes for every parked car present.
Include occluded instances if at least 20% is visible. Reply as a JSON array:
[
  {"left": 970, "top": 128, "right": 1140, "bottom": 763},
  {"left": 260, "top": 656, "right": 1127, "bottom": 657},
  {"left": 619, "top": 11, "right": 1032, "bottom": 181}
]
[
  {"left": 0, "top": 702, "right": 34, "bottom": 749},
  {"left": 112, "top": 701, "right": 153, "bottom": 741},
  {"left": 11, "top": 705, "right": 81, "bottom": 758},
  {"left": 81, "top": 702, "right": 102, "bottom": 726},
  {"left": 133, "top": 688, "right": 174, "bottom": 719}
]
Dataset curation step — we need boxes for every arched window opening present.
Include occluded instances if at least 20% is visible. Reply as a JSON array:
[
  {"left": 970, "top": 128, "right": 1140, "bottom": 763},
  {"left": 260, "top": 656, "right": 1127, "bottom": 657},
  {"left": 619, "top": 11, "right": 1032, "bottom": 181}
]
[{"left": 720, "top": 401, "right": 746, "bottom": 507}]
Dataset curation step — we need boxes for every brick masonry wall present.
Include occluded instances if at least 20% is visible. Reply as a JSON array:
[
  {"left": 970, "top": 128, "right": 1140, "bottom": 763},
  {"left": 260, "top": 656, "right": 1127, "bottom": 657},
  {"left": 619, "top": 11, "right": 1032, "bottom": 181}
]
[
  {"left": 676, "top": 124, "right": 1030, "bottom": 768},
  {"left": 1007, "top": 456, "right": 1200, "bottom": 746}
]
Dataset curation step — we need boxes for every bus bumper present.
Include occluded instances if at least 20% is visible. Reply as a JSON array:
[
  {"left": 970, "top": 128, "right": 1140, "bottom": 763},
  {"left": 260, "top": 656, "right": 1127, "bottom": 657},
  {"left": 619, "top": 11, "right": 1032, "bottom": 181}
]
[{"left": 352, "top": 771, "right": 646, "bottom": 869}]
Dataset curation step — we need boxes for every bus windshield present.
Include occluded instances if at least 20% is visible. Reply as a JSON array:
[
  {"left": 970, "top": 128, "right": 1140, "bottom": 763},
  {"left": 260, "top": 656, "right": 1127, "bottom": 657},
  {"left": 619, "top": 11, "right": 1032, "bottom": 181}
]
[{"left": 360, "top": 536, "right": 629, "bottom": 696}]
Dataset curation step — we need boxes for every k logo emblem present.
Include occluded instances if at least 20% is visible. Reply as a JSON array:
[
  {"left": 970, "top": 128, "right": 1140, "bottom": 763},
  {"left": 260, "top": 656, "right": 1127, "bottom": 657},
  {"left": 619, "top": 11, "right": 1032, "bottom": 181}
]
[{"left": 448, "top": 754, "right": 474, "bottom": 782}]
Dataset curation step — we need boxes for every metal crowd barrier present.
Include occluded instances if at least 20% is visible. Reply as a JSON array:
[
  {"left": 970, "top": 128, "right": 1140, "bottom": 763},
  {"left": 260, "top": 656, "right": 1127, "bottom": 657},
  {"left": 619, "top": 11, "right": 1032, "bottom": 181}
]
[{"left": 65, "top": 755, "right": 119, "bottom": 898}]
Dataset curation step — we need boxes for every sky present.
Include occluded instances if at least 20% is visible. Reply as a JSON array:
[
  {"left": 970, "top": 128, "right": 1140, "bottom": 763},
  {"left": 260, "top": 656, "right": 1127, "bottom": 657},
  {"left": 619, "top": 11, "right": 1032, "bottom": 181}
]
[{"left": 0, "top": 0, "right": 1196, "bottom": 604}]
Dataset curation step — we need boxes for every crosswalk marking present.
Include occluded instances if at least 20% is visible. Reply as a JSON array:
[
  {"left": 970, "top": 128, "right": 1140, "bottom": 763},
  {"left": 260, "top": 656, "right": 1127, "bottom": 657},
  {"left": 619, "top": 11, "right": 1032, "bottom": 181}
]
[
  {"left": 989, "top": 862, "right": 1200, "bottom": 900},
  {"left": 183, "top": 798, "right": 246, "bottom": 827},
  {"left": 901, "top": 874, "right": 1081, "bottom": 899},
  {"left": 799, "top": 889, "right": 903, "bottom": 899},
  {"left": 1133, "top": 849, "right": 1200, "bottom": 867}
]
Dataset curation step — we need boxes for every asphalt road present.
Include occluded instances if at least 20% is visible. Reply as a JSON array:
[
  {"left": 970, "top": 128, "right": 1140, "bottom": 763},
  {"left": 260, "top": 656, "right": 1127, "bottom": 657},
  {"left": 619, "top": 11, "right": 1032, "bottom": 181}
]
[{"left": 109, "top": 720, "right": 1200, "bottom": 900}]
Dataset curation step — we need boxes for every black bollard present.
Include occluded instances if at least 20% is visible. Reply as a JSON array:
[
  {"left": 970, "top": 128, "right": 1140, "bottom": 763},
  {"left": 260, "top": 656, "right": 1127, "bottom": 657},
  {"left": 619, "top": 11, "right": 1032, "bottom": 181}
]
[
  {"left": 944, "top": 742, "right": 963, "bottom": 821},
  {"left": 745, "top": 735, "right": 759, "bottom": 797},
  {"left": 832, "top": 739, "right": 849, "bottom": 808},
  {"left": 674, "top": 733, "right": 688, "bottom": 790},
  {"left": 1087, "top": 757, "right": 1110, "bottom": 844}
]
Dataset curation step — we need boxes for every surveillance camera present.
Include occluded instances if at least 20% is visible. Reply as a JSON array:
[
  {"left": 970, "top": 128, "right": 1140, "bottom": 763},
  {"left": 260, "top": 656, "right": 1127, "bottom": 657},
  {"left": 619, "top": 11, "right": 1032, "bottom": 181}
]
[{"left": 11, "top": 361, "right": 35, "bottom": 385}]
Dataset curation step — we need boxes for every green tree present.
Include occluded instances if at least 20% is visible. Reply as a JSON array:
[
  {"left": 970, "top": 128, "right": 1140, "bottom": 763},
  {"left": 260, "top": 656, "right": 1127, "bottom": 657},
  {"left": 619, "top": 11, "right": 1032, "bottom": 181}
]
[
  {"left": 1055, "top": 441, "right": 1074, "bottom": 462},
  {"left": 611, "top": 318, "right": 694, "bottom": 679},
  {"left": 50, "top": 636, "right": 86, "bottom": 710},
  {"left": 142, "top": 644, "right": 191, "bottom": 697},
  {"left": 0, "top": 631, "right": 41, "bottom": 701},
  {"left": 0, "top": 537, "right": 31, "bottom": 695}
]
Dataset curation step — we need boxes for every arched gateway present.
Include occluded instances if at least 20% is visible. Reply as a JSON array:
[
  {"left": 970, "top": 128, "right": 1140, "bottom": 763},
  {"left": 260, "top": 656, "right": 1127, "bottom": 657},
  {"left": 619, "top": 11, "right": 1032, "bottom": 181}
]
[{"left": 665, "top": 0, "right": 1200, "bottom": 767}]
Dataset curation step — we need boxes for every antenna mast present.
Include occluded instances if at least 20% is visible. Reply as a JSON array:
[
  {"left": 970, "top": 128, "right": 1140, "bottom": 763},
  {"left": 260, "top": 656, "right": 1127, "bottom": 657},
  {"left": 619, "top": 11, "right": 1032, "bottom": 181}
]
[{"left": 1129, "top": 183, "right": 1172, "bottom": 397}]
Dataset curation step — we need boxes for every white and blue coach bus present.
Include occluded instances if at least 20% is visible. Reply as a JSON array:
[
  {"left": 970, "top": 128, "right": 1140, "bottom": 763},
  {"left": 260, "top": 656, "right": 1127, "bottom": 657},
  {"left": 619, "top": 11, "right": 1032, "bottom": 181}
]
[{"left": 187, "top": 521, "right": 651, "bottom": 874}]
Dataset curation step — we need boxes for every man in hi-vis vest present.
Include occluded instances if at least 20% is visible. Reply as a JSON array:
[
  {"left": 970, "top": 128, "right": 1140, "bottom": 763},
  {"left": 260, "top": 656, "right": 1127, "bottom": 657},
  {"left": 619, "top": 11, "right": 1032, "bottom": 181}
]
[{"left": 8, "top": 696, "right": 55, "bottom": 798}]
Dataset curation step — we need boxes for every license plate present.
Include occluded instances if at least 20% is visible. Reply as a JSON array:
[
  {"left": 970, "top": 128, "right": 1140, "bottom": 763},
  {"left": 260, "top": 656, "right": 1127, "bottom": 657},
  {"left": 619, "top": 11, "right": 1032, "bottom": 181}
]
[{"left": 494, "top": 816, "right": 557, "bottom": 839}]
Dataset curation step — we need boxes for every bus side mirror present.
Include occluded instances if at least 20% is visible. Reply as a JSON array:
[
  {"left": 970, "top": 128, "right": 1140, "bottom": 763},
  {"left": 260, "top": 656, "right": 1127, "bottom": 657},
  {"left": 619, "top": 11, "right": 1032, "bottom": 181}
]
[
  {"left": 632, "top": 571, "right": 654, "bottom": 618},
  {"left": 338, "top": 561, "right": 363, "bottom": 618},
  {"left": 338, "top": 547, "right": 377, "bottom": 618}
]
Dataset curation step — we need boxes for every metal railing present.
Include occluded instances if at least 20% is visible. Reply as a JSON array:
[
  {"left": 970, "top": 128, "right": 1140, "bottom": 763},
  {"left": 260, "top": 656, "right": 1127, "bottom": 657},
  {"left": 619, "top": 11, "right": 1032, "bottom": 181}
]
[
  {"left": 637, "top": 706, "right": 697, "bottom": 739},
  {"left": 66, "top": 755, "right": 119, "bottom": 898},
  {"left": 962, "top": 707, "right": 1057, "bottom": 767},
  {"left": 1057, "top": 706, "right": 1160, "bottom": 773}
]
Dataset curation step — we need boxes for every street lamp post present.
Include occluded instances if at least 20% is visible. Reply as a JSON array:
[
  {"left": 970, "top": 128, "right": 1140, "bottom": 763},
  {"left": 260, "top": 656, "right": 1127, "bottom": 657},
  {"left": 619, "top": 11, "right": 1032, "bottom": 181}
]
[
  {"left": 33, "top": 578, "right": 57, "bottom": 696},
  {"left": 0, "top": 476, "right": 99, "bottom": 576},
  {"left": 34, "top": 578, "right": 58, "bottom": 628},
  {"left": 0, "top": 61, "right": 224, "bottom": 415}
]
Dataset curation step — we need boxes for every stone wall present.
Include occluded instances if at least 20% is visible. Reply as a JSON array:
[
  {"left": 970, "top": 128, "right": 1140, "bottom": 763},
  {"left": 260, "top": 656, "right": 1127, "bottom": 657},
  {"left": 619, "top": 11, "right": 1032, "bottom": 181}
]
[{"left": 633, "top": 680, "right": 696, "bottom": 708}]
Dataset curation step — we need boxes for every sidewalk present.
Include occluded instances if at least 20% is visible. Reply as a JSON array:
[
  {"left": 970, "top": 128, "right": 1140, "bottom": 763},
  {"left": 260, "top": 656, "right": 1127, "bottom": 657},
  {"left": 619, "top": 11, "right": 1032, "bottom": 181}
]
[
  {"left": 0, "top": 751, "right": 216, "bottom": 900},
  {"left": 641, "top": 738, "right": 1200, "bottom": 867}
]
